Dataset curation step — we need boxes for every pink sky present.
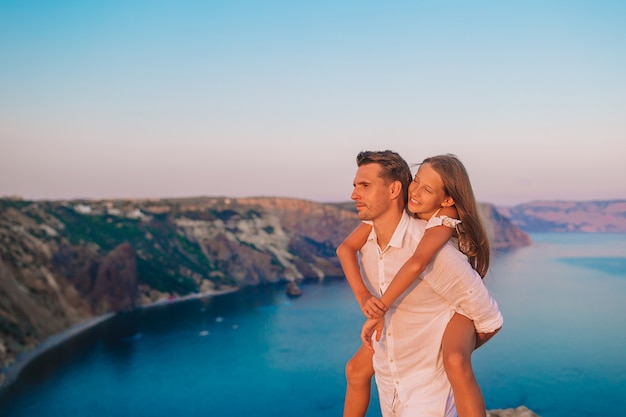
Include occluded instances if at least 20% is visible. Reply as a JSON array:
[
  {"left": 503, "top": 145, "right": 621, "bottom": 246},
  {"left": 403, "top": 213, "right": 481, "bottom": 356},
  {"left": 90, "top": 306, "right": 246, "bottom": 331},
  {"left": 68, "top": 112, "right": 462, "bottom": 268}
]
[{"left": 1, "top": 1, "right": 625, "bottom": 206}]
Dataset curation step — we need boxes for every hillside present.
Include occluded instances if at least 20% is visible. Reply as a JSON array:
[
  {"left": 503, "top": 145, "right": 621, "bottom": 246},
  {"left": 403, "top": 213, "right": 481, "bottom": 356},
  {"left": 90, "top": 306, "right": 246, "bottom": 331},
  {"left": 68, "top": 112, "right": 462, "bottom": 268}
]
[
  {"left": 0, "top": 196, "right": 529, "bottom": 372},
  {"left": 497, "top": 200, "right": 626, "bottom": 232}
]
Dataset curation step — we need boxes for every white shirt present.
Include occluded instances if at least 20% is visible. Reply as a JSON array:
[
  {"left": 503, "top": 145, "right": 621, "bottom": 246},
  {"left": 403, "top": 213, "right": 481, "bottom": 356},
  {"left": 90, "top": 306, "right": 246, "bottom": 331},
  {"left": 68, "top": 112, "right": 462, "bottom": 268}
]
[{"left": 359, "top": 211, "right": 503, "bottom": 417}]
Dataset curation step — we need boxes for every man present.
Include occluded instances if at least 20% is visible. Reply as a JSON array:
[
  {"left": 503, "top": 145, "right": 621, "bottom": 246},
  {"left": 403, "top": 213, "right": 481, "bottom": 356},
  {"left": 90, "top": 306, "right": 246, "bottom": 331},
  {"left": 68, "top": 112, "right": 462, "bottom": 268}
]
[{"left": 350, "top": 150, "right": 502, "bottom": 417}]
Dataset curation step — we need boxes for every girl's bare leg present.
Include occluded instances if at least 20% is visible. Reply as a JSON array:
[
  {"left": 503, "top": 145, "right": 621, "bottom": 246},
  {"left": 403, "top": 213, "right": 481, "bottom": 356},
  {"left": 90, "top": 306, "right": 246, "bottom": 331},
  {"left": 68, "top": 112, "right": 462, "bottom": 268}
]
[
  {"left": 344, "top": 344, "right": 375, "bottom": 417},
  {"left": 442, "top": 313, "right": 486, "bottom": 417}
]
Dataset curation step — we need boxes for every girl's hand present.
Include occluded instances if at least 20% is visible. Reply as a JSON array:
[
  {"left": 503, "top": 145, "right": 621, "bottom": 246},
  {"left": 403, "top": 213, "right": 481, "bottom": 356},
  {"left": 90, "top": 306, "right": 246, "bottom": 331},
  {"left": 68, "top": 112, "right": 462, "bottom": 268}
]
[
  {"left": 360, "top": 296, "right": 388, "bottom": 319},
  {"left": 361, "top": 318, "right": 384, "bottom": 352}
]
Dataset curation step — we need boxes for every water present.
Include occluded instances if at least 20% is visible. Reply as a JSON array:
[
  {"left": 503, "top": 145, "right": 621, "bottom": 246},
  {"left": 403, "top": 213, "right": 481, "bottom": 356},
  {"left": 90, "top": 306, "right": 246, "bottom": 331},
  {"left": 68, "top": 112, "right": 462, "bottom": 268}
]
[
  {"left": 474, "top": 233, "right": 626, "bottom": 417},
  {"left": 1, "top": 233, "right": 625, "bottom": 417}
]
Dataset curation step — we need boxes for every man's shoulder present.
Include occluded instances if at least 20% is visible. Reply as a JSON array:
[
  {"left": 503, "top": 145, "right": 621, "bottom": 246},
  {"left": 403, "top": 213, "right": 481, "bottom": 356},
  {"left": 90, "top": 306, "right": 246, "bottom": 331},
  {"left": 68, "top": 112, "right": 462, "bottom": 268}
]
[
  {"left": 400, "top": 215, "right": 427, "bottom": 248},
  {"left": 406, "top": 215, "right": 427, "bottom": 232}
]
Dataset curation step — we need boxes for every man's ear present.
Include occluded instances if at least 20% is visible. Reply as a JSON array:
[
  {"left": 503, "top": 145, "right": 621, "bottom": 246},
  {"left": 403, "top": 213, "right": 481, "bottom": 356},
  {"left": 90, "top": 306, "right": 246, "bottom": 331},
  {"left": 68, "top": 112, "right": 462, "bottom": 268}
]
[{"left": 389, "top": 180, "right": 403, "bottom": 200}]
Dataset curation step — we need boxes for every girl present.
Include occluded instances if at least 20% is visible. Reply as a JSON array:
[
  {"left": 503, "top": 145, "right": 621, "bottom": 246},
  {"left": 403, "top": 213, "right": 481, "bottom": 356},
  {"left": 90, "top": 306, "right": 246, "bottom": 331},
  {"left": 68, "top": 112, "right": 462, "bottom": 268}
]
[{"left": 338, "top": 154, "right": 497, "bottom": 417}]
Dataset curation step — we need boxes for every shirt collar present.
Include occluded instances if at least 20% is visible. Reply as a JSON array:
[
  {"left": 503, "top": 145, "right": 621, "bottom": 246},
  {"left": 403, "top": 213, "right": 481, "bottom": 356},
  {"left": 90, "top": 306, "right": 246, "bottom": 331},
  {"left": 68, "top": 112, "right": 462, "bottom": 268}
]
[
  {"left": 365, "top": 210, "right": 411, "bottom": 249},
  {"left": 388, "top": 210, "right": 411, "bottom": 248},
  {"left": 364, "top": 220, "right": 377, "bottom": 243}
]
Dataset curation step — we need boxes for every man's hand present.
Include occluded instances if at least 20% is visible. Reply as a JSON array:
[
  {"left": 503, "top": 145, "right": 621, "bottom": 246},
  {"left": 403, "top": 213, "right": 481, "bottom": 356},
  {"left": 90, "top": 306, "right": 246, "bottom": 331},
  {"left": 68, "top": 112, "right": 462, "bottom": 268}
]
[
  {"left": 359, "top": 295, "right": 388, "bottom": 319},
  {"left": 361, "top": 317, "right": 384, "bottom": 352}
]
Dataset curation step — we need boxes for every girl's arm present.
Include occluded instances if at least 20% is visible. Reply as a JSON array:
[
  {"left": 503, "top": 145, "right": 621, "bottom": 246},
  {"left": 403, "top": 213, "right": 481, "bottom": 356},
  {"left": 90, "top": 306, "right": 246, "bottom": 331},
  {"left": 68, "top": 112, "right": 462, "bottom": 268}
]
[
  {"left": 475, "top": 328, "right": 500, "bottom": 349},
  {"left": 379, "top": 207, "right": 457, "bottom": 308},
  {"left": 336, "top": 222, "right": 387, "bottom": 318},
  {"left": 360, "top": 214, "right": 465, "bottom": 352}
]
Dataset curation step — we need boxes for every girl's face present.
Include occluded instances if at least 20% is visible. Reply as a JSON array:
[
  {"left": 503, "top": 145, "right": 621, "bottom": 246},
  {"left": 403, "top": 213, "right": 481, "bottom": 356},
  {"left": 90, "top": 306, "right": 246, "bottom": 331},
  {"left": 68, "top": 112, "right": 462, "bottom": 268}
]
[{"left": 407, "top": 162, "right": 452, "bottom": 219}]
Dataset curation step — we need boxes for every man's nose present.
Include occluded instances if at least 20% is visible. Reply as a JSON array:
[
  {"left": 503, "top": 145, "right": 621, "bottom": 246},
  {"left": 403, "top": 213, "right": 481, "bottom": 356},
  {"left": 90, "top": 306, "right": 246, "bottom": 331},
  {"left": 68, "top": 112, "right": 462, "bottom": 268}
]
[{"left": 351, "top": 189, "right": 358, "bottom": 201}]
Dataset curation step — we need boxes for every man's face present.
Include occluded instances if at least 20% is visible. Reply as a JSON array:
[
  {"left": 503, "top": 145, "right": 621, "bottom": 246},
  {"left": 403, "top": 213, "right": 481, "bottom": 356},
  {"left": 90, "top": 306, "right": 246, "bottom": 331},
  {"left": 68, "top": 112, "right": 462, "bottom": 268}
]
[{"left": 351, "top": 163, "right": 393, "bottom": 221}]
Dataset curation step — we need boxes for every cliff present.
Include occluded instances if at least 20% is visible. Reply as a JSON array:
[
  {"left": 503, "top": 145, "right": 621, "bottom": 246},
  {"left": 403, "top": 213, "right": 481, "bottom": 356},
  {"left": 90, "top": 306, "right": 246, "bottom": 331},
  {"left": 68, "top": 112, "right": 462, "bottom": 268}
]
[
  {"left": 479, "top": 203, "right": 532, "bottom": 251},
  {"left": 0, "top": 196, "right": 530, "bottom": 371},
  {"left": 497, "top": 199, "right": 626, "bottom": 232}
]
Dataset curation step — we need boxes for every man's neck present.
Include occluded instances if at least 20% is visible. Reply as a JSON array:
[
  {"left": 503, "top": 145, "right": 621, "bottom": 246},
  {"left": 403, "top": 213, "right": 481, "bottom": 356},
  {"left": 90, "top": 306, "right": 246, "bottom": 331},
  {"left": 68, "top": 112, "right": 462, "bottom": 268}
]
[{"left": 372, "top": 208, "right": 405, "bottom": 249}]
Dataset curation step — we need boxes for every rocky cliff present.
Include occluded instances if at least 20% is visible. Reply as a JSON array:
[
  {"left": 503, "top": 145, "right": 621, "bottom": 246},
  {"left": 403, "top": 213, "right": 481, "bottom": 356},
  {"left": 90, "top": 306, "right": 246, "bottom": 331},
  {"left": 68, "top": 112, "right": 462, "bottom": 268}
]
[
  {"left": 479, "top": 203, "right": 532, "bottom": 251},
  {"left": 497, "top": 199, "right": 626, "bottom": 232},
  {"left": 0, "top": 196, "right": 530, "bottom": 371}
]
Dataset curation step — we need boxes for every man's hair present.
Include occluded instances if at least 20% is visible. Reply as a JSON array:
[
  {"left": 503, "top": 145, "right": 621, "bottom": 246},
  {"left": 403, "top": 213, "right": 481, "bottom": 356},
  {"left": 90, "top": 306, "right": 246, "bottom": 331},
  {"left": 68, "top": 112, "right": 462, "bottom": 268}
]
[{"left": 356, "top": 150, "right": 412, "bottom": 203}]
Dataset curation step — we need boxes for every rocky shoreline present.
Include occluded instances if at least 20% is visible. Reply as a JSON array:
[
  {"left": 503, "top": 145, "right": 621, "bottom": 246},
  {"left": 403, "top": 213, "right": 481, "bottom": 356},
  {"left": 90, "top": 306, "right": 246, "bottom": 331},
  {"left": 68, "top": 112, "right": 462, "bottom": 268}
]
[
  {"left": 0, "top": 313, "right": 114, "bottom": 389},
  {"left": 0, "top": 286, "right": 239, "bottom": 391}
]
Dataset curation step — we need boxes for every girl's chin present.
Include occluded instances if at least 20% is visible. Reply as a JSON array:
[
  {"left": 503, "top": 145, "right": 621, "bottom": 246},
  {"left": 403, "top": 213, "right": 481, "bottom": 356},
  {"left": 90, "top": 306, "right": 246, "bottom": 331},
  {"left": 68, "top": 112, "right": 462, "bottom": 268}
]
[
  {"left": 407, "top": 204, "right": 427, "bottom": 217},
  {"left": 407, "top": 203, "right": 420, "bottom": 213}
]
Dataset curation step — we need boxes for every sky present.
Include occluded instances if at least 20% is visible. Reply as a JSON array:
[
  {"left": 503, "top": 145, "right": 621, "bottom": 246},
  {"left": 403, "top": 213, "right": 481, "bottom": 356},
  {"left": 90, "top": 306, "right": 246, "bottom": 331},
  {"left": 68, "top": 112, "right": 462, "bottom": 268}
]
[{"left": 1, "top": 0, "right": 625, "bottom": 207}]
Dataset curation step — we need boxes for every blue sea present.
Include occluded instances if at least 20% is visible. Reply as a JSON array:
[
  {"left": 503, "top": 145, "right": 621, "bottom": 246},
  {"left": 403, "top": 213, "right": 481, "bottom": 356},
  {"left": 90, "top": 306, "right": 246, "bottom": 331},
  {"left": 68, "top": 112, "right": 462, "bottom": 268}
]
[{"left": 1, "top": 233, "right": 625, "bottom": 417}]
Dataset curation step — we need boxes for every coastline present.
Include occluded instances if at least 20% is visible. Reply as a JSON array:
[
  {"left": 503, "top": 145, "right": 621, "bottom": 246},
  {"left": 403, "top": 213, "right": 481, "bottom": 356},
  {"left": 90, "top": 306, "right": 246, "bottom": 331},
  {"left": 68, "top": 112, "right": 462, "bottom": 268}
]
[
  {"left": 0, "top": 286, "right": 240, "bottom": 393},
  {"left": 0, "top": 313, "right": 115, "bottom": 391},
  {"left": 140, "top": 285, "right": 239, "bottom": 310}
]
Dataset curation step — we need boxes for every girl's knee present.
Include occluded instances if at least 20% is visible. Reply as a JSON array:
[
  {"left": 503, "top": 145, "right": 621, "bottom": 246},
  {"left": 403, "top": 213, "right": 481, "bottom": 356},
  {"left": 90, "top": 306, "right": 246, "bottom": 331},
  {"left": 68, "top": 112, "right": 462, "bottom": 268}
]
[
  {"left": 443, "top": 349, "right": 472, "bottom": 375},
  {"left": 345, "top": 357, "right": 374, "bottom": 383},
  {"left": 345, "top": 357, "right": 356, "bottom": 377}
]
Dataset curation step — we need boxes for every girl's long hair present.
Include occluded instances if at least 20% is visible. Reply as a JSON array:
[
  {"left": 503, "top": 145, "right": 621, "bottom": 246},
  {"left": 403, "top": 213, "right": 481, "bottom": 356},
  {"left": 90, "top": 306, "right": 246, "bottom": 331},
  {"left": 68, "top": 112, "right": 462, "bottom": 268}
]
[{"left": 422, "top": 154, "right": 490, "bottom": 277}]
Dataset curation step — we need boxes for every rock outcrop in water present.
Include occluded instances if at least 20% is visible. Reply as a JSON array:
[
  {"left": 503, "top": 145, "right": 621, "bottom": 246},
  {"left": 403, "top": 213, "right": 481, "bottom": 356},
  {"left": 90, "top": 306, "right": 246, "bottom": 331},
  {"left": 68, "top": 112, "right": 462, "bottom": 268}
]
[
  {"left": 0, "top": 196, "right": 530, "bottom": 372},
  {"left": 487, "top": 405, "right": 541, "bottom": 417}
]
